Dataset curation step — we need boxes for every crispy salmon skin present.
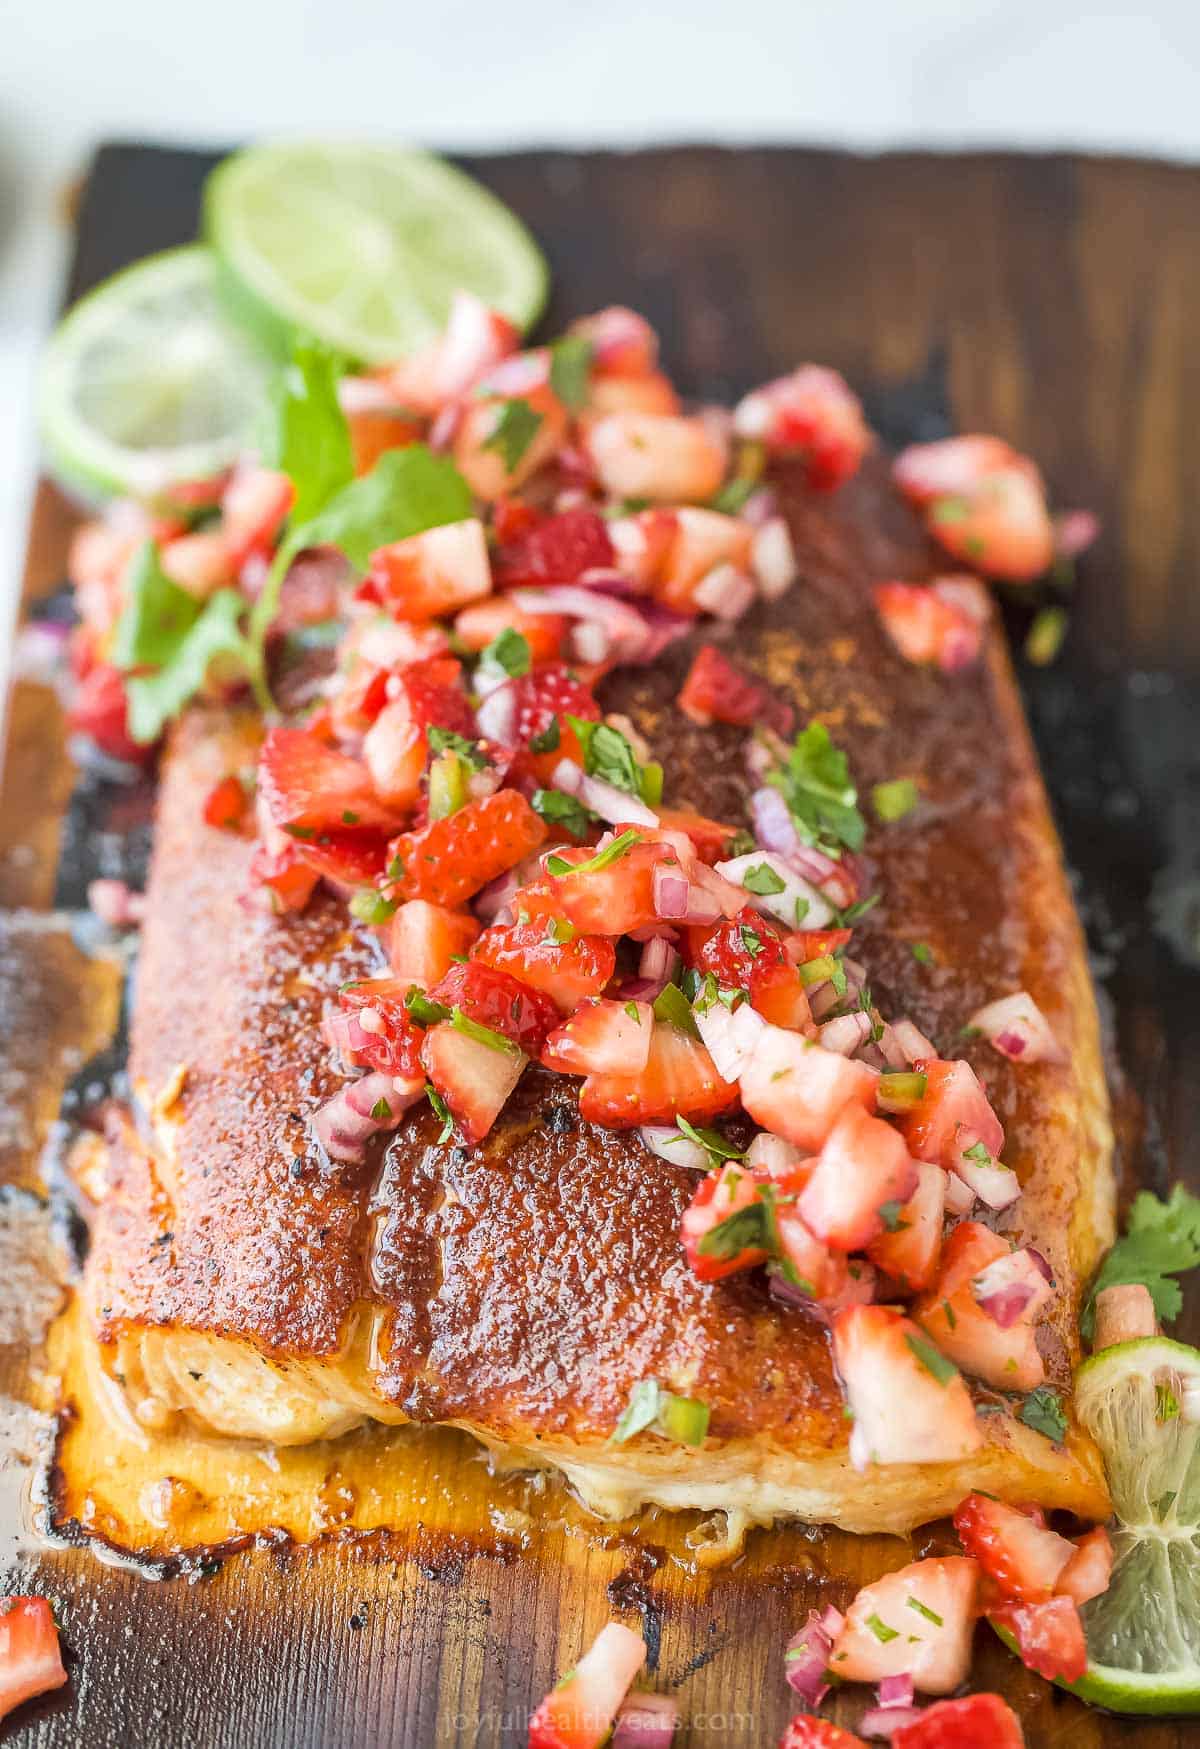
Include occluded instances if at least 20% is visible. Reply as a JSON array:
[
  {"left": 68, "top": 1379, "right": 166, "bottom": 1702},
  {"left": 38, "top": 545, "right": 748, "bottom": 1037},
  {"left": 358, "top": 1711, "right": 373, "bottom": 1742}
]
[{"left": 82, "top": 452, "right": 1113, "bottom": 1532}]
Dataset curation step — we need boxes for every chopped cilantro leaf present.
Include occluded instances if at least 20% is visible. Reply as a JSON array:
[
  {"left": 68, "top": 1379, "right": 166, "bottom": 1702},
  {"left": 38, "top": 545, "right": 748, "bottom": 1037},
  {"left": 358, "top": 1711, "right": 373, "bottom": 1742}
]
[
  {"left": 480, "top": 626, "right": 531, "bottom": 678},
  {"left": 878, "top": 1200, "right": 909, "bottom": 1233},
  {"left": 1082, "top": 1185, "right": 1200, "bottom": 1339},
  {"left": 531, "top": 787, "right": 594, "bottom": 841},
  {"left": 262, "top": 337, "right": 353, "bottom": 525},
  {"left": 349, "top": 887, "right": 398, "bottom": 925},
  {"left": 906, "top": 1596, "right": 943, "bottom": 1626},
  {"left": 450, "top": 1007, "right": 521, "bottom": 1056},
  {"left": 652, "top": 981, "right": 700, "bottom": 1038},
  {"left": 529, "top": 716, "right": 561, "bottom": 754},
  {"left": 742, "top": 862, "right": 787, "bottom": 896},
  {"left": 609, "top": 1379, "right": 710, "bottom": 1447},
  {"left": 427, "top": 726, "right": 487, "bottom": 768},
  {"left": 676, "top": 1116, "right": 745, "bottom": 1163},
  {"left": 482, "top": 397, "right": 543, "bottom": 472},
  {"left": 425, "top": 1084, "right": 454, "bottom": 1143},
  {"left": 709, "top": 476, "right": 757, "bottom": 515},
  {"left": 566, "top": 715, "right": 649, "bottom": 799},
  {"left": 1018, "top": 1386, "right": 1068, "bottom": 1444},
  {"left": 904, "top": 1332, "right": 959, "bottom": 1386},
  {"left": 406, "top": 989, "right": 451, "bottom": 1027},
  {"left": 1026, "top": 604, "right": 1069, "bottom": 667},
  {"left": 767, "top": 721, "right": 866, "bottom": 857},
  {"left": 866, "top": 1614, "right": 899, "bottom": 1644},
  {"left": 546, "top": 829, "right": 641, "bottom": 878},
  {"left": 369, "top": 1097, "right": 393, "bottom": 1121},
  {"left": 548, "top": 334, "right": 593, "bottom": 411}
]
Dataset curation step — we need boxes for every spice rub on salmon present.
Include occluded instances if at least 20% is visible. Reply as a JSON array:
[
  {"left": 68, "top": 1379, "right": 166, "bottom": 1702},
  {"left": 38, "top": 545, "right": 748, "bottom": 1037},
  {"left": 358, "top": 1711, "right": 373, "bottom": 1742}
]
[{"left": 79, "top": 428, "right": 1113, "bottom": 1534}]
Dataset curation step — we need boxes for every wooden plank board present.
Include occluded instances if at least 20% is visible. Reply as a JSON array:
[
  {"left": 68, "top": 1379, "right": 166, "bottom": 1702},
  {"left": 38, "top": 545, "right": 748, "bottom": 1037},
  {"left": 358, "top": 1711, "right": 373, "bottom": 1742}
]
[{"left": 2, "top": 142, "right": 1199, "bottom": 1747}]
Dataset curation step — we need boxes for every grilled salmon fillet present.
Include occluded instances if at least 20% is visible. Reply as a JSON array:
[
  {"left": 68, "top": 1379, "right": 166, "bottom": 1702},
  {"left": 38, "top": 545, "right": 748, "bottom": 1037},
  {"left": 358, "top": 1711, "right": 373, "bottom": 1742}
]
[{"left": 80, "top": 453, "right": 1114, "bottom": 1533}]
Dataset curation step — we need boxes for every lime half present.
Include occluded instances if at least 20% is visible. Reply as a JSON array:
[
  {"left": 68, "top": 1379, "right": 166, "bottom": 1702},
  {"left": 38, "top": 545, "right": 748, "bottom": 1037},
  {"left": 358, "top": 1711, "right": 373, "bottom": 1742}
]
[
  {"left": 204, "top": 139, "right": 548, "bottom": 366},
  {"left": 1001, "top": 1337, "right": 1200, "bottom": 1715},
  {"left": 37, "top": 245, "right": 268, "bottom": 504}
]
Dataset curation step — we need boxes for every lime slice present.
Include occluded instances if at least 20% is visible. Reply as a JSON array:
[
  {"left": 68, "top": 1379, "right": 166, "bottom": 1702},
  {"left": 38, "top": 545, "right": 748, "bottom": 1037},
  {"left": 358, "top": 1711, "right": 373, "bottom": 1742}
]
[
  {"left": 37, "top": 245, "right": 268, "bottom": 504},
  {"left": 203, "top": 139, "right": 548, "bottom": 366},
  {"left": 999, "top": 1336, "right": 1200, "bottom": 1715}
]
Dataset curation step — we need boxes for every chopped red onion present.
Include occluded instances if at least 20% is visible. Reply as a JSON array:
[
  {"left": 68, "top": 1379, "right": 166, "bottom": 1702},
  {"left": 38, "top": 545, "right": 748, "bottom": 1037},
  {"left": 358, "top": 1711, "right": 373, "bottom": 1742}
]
[
  {"left": 512, "top": 585, "right": 657, "bottom": 666},
  {"left": 751, "top": 785, "right": 801, "bottom": 856},
  {"left": 651, "top": 864, "right": 716, "bottom": 924},
  {"left": 968, "top": 991, "right": 1066, "bottom": 1065},
  {"left": 618, "top": 975, "right": 671, "bottom": 1003},
  {"left": 716, "top": 850, "right": 833, "bottom": 930},
  {"left": 751, "top": 518, "right": 799, "bottom": 600},
  {"left": 858, "top": 1704, "right": 926, "bottom": 1739},
  {"left": 740, "top": 486, "right": 778, "bottom": 527},
  {"left": 551, "top": 756, "right": 660, "bottom": 828},
  {"left": 818, "top": 1012, "right": 873, "bottom": 1057},
  {"left": 87, "top": 878, "right": 145, "bottom": 928},
  {"left": 473, "top": 868, "right": 522, "bottom": 923},
  {"left": 943, "top": 1171, "right": 976, "bottom": 1216},
  {"left": 612, "top": 1694, "right": 679, "bottom": 1747},
  {"left": 1027, "top": 1247, "right": 1053, "bottom": 1283},
  {"left": 891, "top": 1018, "right": 937, "bottom": 1065},
  {"left": 746, "top": 1132, "right": 804, "bottom": 1178},
  {"left": 640, "top": 1125, "right": 709, "bottom": 1171},
  {"left": 311, "top": 1072, "right": 415, "bottom": 1164},
  {"left": 693, "top": 562, "right": 756, "bottom": 621},
  {"left": 878, "top": 1676, "right": 915, "bottom": 1709},
  {"left": 575, "top": 566, "right": 640, "bottom": 597},
  {"left": 337, "top": 375, "right": 396, "bottom": 415},
  {"left": 1054, "top": 509, "right": 1100, "bottom": 560},
  {"left": 690, "top": 860, "right": 754, "bottom": 919},
  {"left": 972, "top": 1248, "right": 1054, "bottom": 1327},
  {"left": 14, "top": 621, "right": 70, "bottom": 686},
  {"left": 954, "top": 1143, "right": 1021, "bottom": 1211},
  {"left": 639, "top": 935, "right": 679, "bottom": 986},
  {"left": 875, "top": 1024, "right": 910, "bottom": 1071},
  {"left": 428, "top": 400, "right": 464, "bottom": 452},
  {"left": 476, "top": 679, "right": 519, "bottom": 743},
  {"left": 783, "top": 1608, "right": 841, "bottom": 1709},
  {"left": 554, "top": 486, "right": 592, "bottom": 515},
  {"left": 693, "top": 999, "right": 766, "bottom": 1081}
]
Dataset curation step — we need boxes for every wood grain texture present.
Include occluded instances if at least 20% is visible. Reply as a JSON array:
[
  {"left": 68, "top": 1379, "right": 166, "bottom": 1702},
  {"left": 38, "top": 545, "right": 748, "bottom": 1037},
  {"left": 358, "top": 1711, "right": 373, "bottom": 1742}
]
[{"left": 2, "top": 142, "right": 1199, "bottom": 1747}]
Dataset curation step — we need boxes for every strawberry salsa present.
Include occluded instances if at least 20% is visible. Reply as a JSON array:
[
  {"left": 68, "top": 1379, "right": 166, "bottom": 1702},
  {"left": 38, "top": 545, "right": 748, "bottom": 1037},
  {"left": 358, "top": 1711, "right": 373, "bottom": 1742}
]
[{"left": 66, "top": 293, "right": 1106, "bottom": 1735}]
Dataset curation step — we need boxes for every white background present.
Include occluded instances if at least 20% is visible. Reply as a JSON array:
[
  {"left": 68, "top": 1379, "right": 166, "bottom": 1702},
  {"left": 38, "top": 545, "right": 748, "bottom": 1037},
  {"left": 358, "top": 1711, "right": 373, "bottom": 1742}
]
[{"left": 3, "top": 0, "right": 1200, "bottom": 635}]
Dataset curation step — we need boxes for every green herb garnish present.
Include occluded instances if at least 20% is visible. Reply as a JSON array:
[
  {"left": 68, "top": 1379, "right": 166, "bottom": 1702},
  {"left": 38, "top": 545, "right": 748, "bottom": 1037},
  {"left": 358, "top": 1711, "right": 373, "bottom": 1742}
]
[
  {"left": 483, "top": 397, "right": 543, "bottom": 472},
  {"left": 766, "top": 721, "right": 866, "bottom": 857},
  {"left": 872, "top": 777, "right": 919, "bottom": 823}
]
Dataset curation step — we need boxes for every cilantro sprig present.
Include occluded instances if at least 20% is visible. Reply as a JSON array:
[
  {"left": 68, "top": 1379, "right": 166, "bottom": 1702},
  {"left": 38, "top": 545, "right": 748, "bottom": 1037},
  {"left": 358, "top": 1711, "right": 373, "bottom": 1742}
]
[
  {"left": 766, "top": 722, "right": 866, "bottom": 857},
  {"left": 1083, "top": 1185, "right": 1200, "bottom": 1340},
  {"left": 567, "top": 715, "right": 662, "bottom": 806}
]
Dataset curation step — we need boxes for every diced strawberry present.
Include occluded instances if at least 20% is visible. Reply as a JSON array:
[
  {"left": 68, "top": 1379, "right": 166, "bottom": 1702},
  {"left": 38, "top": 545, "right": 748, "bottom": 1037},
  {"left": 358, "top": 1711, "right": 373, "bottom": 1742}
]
[
  {"left": 259, "top": 727, "right": 401, "bottom": 834},
  {"left": 654, "top": 509, "right": 753, "bottom": 613},
  {"left": 364, "top": 519, "right": 492, "bottom": 621},
  {"left": 571, "top": 307, "right": 660, "bottom": 377},
  {"left": 607, "top": 508, "right": 680, "bottom": 589},
  {"left": 681, "top": 1162, "right": 772, "bottom": 1282},
  {"left": 740, "top": 1029, "right": 877, "bottom": 1153},
  {"left": 329, "top": 662, "right": 391, "bottom": 738},
  {"left": 246, "top": 841, "right": 321, "bottom": 913},
  {"left": 1056, "top": 1526, "right": 1113, "bottom": 1607},
  {"left": 388, "top": 899, "right": 480, "bottom": 987},
  {"left": 338, "top": 979, "right": 426, "bottom": 1079},
  {"left": 990, "top": 1595, "right": 1087, "bottom": 1683},
  {"left": 914, "top": 1222, "right": 1045, "bottom": 1392},
  {"left": 361, "top": 700, "right": 427, "bottom": 810},
  {"left": 386, "top": 789, "right": 547, "bottom": 908},
  {"left": 67, "top": 660, "right": 148, "bottom": 762},
  {"left": 202, "top": 774, "right": 248, "bottom": 830},
  {"left": 653, "top": 807, "right": 739, "bottom": 865},
  {"left": 772, "top": 1184, "right": 847, "bottom": 1301},
  {"left": 374, "top": 290, "right": 518, "bottom": 413},
  {"left": 892, "top": 1694, "right": 1025, "bottom": 1749},
  {"left": 894, "top": 436, "right": 1014, "bottom": 505},
  {"left": 421, "top": 1020, "right": 527, "bottom": 1144},
  {"left": 686, "top": 905, "right": 789, "bottom": 990},
  {"left": 749, "top": 960, "right": 813, "bottom": 1031},
  {"left": 522, "top": 841, "right": 675, "bottom": 937},
  {"left": 894, "top": 1059, "right": 1004, "bottom": 1171},
  {"left": 865, "top": 1160, "right": 946, "bottom": 1291},
  {"left": 580, "top": 1022, "right": 736, "bottom": 1129},
  {"left": 828, "top": 1556, "right": 980, "bottom": 1694},
  {"left": 832, "top": 1305, "right": 983, "bottom": 1467},
  {"left": 779, "top": 1720, "right": 867, "bottom": 1749},
  {"left": 0, "top": 1597, "right": 68, "bottom": 1724},
  {"left": 797, "top": 1103, "right": 917, "bottom": 1251},
  {"left": 454, "top": 596, "right": 567, "bottom": 664},
  {"left": 894, "top": 437, "right": 1055, "bottom": 583},
  {"left": 873, "top": 580, "right": 985, "bottom": 674},
  {"left": 586, "top": 372, "right": 680, "bottom": 417},
  {"left": 509, "top": 664, "right": 601, "bottom": 769},
  {"left": 454, "top": 384, "right": 569, "bottom": 501},
  {"left": 733, "top": 366, "right": 870, "bottom": 490},
  {"left": 953, "top": 1494, "right": 1075, "bottom": 1603},
  {"left": 294, "top": 830, "right": 389, "bottom": 891},
  {"left": 493, "top": 506, "right": 615, "bottom": 589},
  {"left": 160, "top": 530, "right": 235, "bottom": 598},
  {"left": 542, "top": 998, "right": 653, "bottom": 1075},
  {"left": 430, "top": 960, "right": 560, "bottom": 1054},
  {"left": 783, "top": 927, "right": 854, "bottom": 964},
  {"left": 220, "top": 465, "right": 294, "bottom": 570},
  {"left": 528, "top": 1620, "right": 646, "bottom": 1749},
  {"left": 472, "top": 920, "right": 616, "bottom": 1012},
  {"left": 677, "top": 645, "right": 794, "bottom": 734},
  {"left": 587, "top": 413, "right": 727, "bottom": 504},
  {"left": 345, "top": 407, "right": 424, "bottom": 476},
  {"left": 393, "top": 655, "right": 476, "bottom": 738}
]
